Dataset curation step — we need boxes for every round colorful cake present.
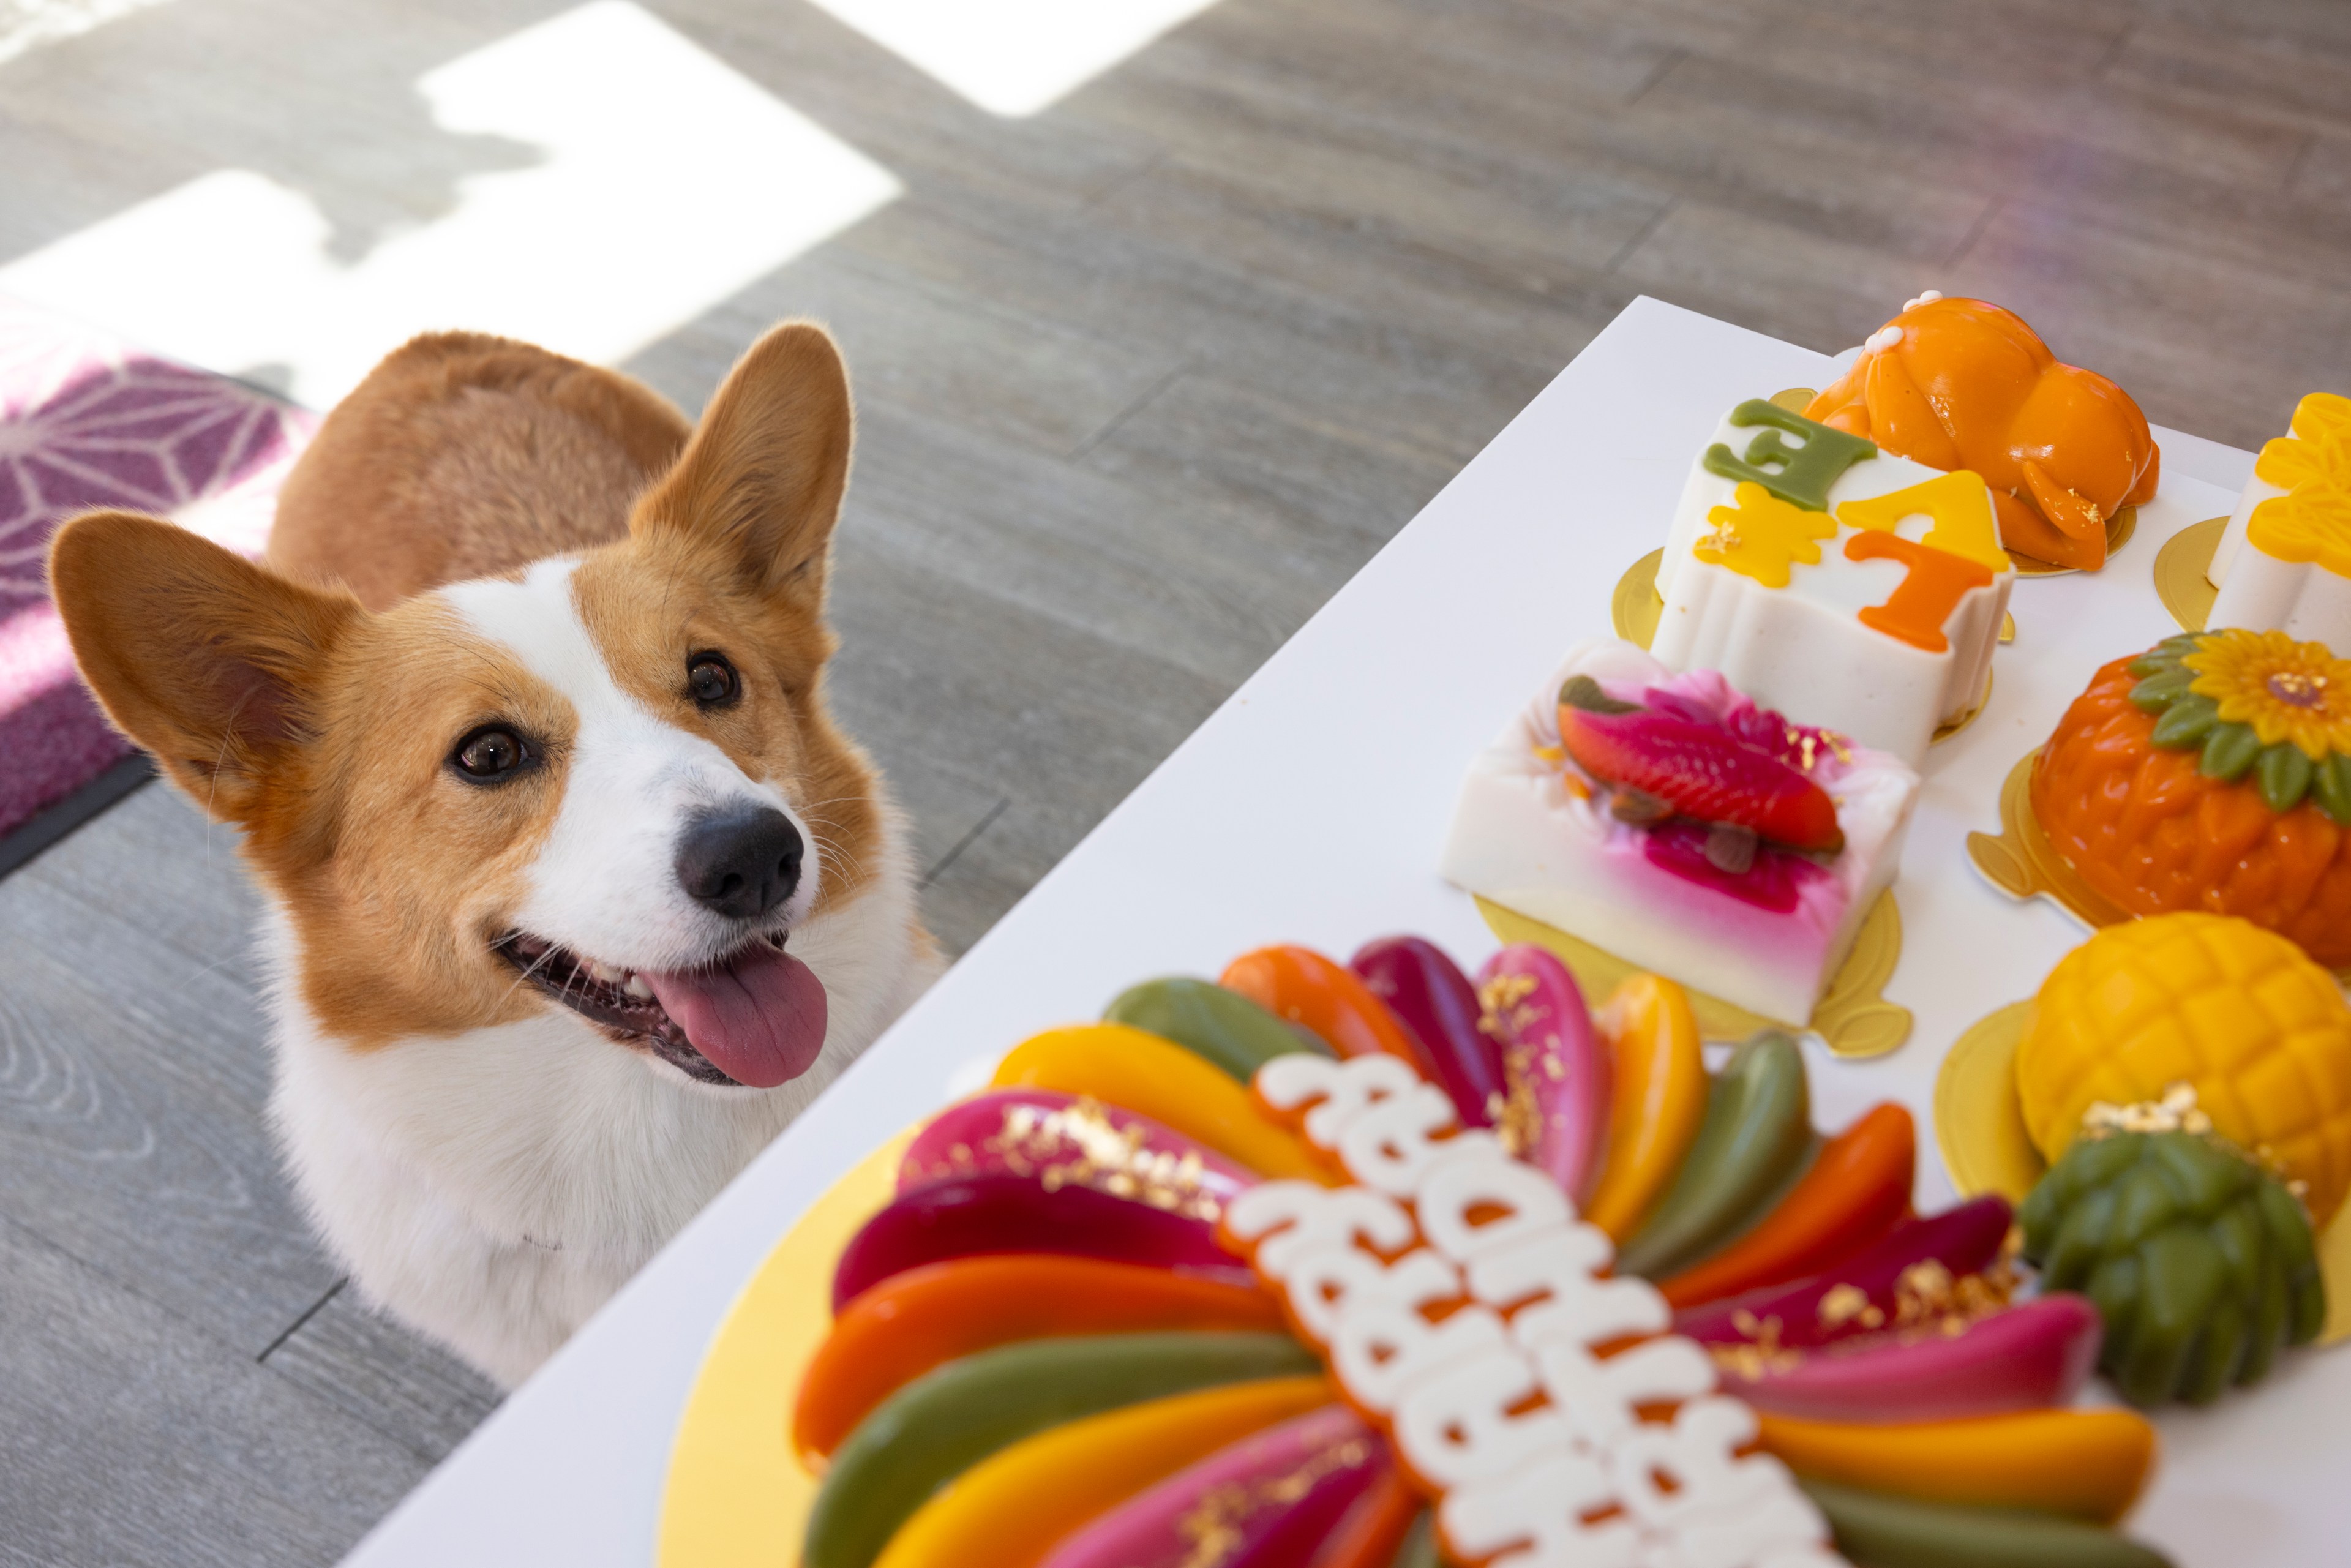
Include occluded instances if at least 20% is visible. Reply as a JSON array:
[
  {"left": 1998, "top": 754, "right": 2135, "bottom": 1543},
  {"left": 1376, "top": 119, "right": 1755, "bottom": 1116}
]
[{"left": 735, "top": 935, "right": 2177, "bottom": 1568}]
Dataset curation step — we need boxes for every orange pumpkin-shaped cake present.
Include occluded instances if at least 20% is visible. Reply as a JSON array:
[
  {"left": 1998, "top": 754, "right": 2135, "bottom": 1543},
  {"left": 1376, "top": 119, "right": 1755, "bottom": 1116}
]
[
  {"left": 1805, "top": 296, "right": 2159, "bottom": 572},
  {"left": 2032, "top": 629, "right": 2351, "bottom": 966}
]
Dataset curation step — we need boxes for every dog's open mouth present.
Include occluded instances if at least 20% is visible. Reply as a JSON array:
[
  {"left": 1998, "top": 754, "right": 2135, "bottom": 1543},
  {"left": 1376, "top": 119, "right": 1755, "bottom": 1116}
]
[{"left": 499, "top": 931, "right": 829, "bottom": 1089}]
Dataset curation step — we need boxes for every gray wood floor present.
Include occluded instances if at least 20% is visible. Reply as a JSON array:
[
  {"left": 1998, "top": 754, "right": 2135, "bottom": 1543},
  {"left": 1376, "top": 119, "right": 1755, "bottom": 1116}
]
[{"left": 3, "top": 0, "right": 2347, "bottom": 1561}]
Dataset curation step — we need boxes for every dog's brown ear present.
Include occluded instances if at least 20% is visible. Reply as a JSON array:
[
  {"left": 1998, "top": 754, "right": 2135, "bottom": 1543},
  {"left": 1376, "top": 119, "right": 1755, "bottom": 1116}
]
[
  {"left": 632, "top": 321, "right": 852, "bottom": 610},
  {"left": 49, "top": 511, "right": 358, "bottom": 822}
]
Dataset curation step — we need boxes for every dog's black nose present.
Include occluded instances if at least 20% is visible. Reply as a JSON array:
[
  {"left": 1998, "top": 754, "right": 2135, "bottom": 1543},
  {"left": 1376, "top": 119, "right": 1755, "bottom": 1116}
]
[{"left": 675, "top": 806, "right": 803, "bottom": 921}]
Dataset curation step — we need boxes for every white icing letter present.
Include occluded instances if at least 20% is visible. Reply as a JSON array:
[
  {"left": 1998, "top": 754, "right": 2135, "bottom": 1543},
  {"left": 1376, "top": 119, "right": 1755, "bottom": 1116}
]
[
  {"left": 1329, "top": 1297, "right": 1505, "bottom": 1414},
  {"left": 1392, "top": 1348, "right": 1572, "bottom": 1490},
  {"left": 1607, "top": 1397, "right": 1833, "bottom": 1566},
  {"left": 1529, "top": 1335, "right": 1717, "bottom": 1449},
  {"left": 1419, "top": 1146, "right": 1573, "bottom": 1264},
  {"left": 1255, "top": 1052, "right": 1425, "bottom": 1149},
  {"left": 1222, "top": 1182, "right": 1414, "bottom": 1278},
  {"left": 1468, "top": 1226, "right": 1670, "bottom": 1352},
  {"left": 1439, "top": 1450, "right": 1637, "bottom": 1568},
  {"left": 1336, "top": 1084, "right": 1469, "bottom": 1196},
  {"left": 1283, "top": 1245, "right": 1459, "bottom": 1345}
]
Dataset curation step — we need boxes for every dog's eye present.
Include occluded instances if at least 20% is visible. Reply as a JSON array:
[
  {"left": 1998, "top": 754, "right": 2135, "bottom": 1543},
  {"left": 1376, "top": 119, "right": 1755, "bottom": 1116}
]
[
  {"left": 451, "top": 726, "right": 531, "bottom": 783},
  {"left": 687, "top": 652, "right": 740, "bottom": 709}
]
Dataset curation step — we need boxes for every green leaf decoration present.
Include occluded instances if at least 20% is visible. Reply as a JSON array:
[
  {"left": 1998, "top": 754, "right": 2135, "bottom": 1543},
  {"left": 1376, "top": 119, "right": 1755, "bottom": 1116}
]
[
  {"left": 2149, "top": 694, "right": 2220, "bottom": 748},
  {"left": 2202, "top": 724, "right": 2263, "bottom": 782},
  {"left": 2257, "top": 743, "right": 2316, "bottom": 814}
]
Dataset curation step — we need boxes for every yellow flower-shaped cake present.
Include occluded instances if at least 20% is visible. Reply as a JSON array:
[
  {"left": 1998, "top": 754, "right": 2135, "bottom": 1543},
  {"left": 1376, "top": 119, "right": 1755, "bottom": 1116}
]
[{"left": 2210, "top": 392, "right": 2351, "bottom": 643}]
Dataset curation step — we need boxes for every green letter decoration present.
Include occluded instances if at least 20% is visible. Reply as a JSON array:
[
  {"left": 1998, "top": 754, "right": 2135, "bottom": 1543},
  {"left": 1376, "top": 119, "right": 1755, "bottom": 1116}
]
[{"left": 1702, "top": 399, "right": 1878, "bottom": 513}]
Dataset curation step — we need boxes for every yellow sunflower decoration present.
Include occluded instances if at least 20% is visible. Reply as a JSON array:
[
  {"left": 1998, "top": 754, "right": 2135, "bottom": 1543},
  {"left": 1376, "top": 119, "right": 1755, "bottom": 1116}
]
[{"left": 2184, "top": 629, "right": 2351, "bottom": 762}]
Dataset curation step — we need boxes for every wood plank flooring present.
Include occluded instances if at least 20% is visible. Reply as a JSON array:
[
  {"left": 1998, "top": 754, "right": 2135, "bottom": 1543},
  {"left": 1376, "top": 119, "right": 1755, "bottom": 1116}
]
[{"left": 2, "top": 0, "right": 2345, "bottom": 1560}]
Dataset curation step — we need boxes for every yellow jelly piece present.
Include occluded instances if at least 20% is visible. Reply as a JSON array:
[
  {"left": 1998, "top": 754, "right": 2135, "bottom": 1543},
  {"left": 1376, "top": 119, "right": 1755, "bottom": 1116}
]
[
  {"left": 1582, "top": 975, "right": 1709, "bottom": 1240},
  {"left": 1692, "top": 481, "right": 1836, "bottom": 588},
  {"left": 2015, "top": 913, "right": 2351, "bottom": 1228},
  {"left": 2246, "top": 392, "right": 2351, "bottom": 580},
  {"left": 1835, "top": 470, "right": 2011, "bottom": 575},
  {"left": 992, "top": 1024, "right": 1339, "bottom": 1185},
  {"left": 871, "top": 1376, "right": 1333, "bottom": 1568}
]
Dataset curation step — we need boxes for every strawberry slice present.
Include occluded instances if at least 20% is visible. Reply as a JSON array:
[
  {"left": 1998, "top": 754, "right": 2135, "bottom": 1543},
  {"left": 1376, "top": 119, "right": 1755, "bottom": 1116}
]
[{"left": 1557, "top": 679, "right": 1844, "bottom": 855}]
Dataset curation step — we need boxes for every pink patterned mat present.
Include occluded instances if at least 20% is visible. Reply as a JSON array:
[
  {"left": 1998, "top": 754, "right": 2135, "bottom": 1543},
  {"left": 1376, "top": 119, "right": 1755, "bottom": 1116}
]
[{"left": 0, "top": 296, "right": 315, "bottom": 841}]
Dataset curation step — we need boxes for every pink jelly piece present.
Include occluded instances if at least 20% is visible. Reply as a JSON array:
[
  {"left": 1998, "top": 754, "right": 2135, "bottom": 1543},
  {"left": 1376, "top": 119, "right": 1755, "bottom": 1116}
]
[
  {"left": 1641, "top": 821, "right": 1829, "bottom": 913},
  {"left": 1035, "top": 1405, "right": 1386, "bottom": 1568},
  {"left": 897, "top": 1089, "right": 1258, "bottom": 1214},
  {"left": 1474, "top": 944, "right": 1610, "bottom": 1200},
  {"left": 1722, "top": 1294, "right": 2103, "bottom": 1424},
  {"left": 830, "top": 1174, "right": 1253, "bottom": 1313},
  {"left": 1350, "top": 936, "right": 1505, "bottom": 1127},
  {"left": 1676, "top": 1195, "right": 2014, "bottom": 1351}
]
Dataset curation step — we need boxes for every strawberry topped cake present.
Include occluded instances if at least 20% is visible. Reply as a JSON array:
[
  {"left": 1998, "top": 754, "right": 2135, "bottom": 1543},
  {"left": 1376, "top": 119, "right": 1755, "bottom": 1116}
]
[{"left": 1440, "top": 639, "right": 1919, "bottom": 1025}]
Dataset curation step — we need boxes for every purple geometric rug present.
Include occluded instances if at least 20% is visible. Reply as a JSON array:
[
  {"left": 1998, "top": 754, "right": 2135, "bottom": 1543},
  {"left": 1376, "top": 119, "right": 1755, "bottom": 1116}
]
[{"left": 0, "top": 294, "right": 315, "bottom": 841}]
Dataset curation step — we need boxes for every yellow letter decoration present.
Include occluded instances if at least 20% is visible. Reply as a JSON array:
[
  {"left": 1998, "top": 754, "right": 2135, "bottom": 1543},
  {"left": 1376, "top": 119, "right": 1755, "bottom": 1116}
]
[
  {"left": 1693, "top": 482, "right": 1837, "bottom": 589},
  {"left": 1835, "top": 471, "right": 2011, "bottom": 576}
]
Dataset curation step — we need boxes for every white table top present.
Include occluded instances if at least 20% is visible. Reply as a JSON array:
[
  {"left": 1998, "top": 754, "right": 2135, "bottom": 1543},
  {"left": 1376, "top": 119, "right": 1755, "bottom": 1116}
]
[{"left": 343, "top": 298, "right": 2338, "bottom": 1568}]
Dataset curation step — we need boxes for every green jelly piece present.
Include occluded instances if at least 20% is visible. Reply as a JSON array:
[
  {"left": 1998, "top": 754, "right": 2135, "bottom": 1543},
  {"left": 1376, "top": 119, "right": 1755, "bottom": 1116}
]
[
  {"left": 2257, "top": 742, "right": 2315, "bottom": 813},
  {"left": 2020, "top": 1131, "right": 2320, "bottom": 1407},
  {"left": 2312, "top": 753, "right": 2351, "bottom": 826},
  {"left": 1799, "top": 1478, "right": 2175, "bottom": 1568},
  {"left": 1701, "top": 399, "right": 1878, "bottom": 512},
  {"left": 2148, "top": 694, "right": 2219, "bottom": 749},
  {"left": 804, "top": 1332, "right": 1318, "bottom": 1568},
  {"left": 1388, "top": 1510, "right": 1440, "bottom": 1568},
  {"left": 1615, "top": 1030, "right": 1812, "bottom": 1278},
  {"left": 1559, "top": 673, "right": 1640, "bottom": 715},
  {"left": 2200, "top": 722, "right": 2263, "bottom": 782},
  {"left": 1104, "top": 977, "right": 1330, "bottom": 1081}
]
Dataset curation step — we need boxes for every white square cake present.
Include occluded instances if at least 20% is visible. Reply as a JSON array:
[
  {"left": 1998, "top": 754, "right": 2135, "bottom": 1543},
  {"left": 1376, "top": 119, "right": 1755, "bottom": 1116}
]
[
  {"left": 1651, "top": 399, "right": 2014, "bottom": 765},
  {"left": 1440, "top": 639, "right": 1921, "bottom": 1027}
]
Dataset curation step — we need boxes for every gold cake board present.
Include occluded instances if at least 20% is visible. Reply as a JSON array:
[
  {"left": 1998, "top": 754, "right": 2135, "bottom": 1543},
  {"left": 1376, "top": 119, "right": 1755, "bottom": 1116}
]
[
  {"left": 2152, "top": 514, "right": 2229, "bottom": 632},
  {"left": 1475, "top": 889, "right": 1910, "bottom": 1060},
  {"left": 657, "top": 1130, "right": 915, "bottom": 1568},
  {"left": 1934, "top": 1004, "right": 2351, "bottom": 1346}
]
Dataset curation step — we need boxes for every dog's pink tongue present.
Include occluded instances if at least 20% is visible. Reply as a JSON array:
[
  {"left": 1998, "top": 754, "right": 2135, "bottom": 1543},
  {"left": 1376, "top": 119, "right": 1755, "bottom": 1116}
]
[{"left": 643, "top": 945, "right": 828, "bottom": 1089}]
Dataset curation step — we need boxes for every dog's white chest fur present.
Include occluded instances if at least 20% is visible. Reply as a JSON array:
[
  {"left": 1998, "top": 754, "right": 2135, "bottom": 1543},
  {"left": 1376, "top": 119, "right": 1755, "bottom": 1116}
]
[{"left": 266, "top": 844, "right": 937, "bottom": 1387}]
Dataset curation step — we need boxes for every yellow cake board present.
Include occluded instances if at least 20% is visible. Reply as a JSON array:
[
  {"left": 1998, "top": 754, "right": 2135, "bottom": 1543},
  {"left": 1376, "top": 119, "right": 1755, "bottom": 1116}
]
[
  {"left": 2153, "top": 515, "right": 2228, "bottom": 632},
  {"left": 1935, "top": 1004, "right": 2351, "bottom": 1346},
  {"left": 1966, "top": 751, "right": 2136, "bottom": 931},
  {"left": 1474, "top": 889, "right": 1910, "bottom": 1059},
  {"left": 1969, "top": 749, "right": 2351, "bottom": 987},
  {"left": 656, "top": 1129, "right": 914, "bottom": 1568}
]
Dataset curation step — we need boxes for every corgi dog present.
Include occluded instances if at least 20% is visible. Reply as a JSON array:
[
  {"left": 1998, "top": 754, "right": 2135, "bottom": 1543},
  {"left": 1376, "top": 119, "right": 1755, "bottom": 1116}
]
[{"left": 49, "top": 323, "right": 942, "bottom": 1387}]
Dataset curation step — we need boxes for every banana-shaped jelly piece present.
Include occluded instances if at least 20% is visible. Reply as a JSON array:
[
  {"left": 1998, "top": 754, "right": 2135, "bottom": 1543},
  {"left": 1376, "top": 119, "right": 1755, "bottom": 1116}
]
[
  {"left": 1616, "top": 1030, "right": 1813, "bottom": 1279},
  {"left": 1581, "top": 973, "right": 1708, "bottom": 1240},
  {"left": 804, "top": 1332, "right": 1320, "bottom": 1568},
  {"left": 1105, "top": 977, "right": 1330, "bottom": 1081}
]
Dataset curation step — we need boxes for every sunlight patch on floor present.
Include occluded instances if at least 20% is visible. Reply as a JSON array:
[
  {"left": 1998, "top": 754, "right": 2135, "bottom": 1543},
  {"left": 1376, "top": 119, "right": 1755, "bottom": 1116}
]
[
  {"left": 0, "top": 1, "right": 902, "bottom": 407},
  {"left": 0, "top": 0, "right": 174, "bottom": 67},
  {"left": 805, "top": 0, "right": 1221, "bottom": 116}
]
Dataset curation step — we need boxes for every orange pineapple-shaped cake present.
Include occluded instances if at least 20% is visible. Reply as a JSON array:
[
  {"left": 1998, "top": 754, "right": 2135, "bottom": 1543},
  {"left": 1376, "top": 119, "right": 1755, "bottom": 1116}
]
[{"left": 2032, "top": 628, "right": 2351, "bottom": 967}]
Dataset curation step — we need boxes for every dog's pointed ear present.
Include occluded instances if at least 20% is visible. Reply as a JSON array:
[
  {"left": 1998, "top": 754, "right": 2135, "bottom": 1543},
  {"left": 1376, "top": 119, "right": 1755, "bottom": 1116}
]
[
  {"left": 632, "top": 321, "right": 852, "bottom": 610},
  {"left": 48, "top": 510, "right": 358, "bottom": 823}
]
